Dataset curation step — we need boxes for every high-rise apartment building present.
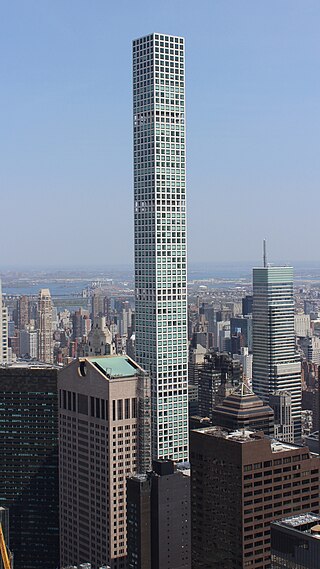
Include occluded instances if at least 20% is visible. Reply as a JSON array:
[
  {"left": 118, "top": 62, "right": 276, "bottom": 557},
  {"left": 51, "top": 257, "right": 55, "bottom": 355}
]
[
  {"left": 17, "top": 295, "right": 29, "bottom": 330},
  {"left": 0, "top": 279, "right": 9, "bottom": 365},
  {"left": 190, "top": 426, "right": 320, "bottom": 569},
  {"left": 252, "top": 266, "right": 302, "bottom": 439},
  {"left": 38, "top": 288, "right": 53, "bottom": 363},
  {"left": 59, "top": 355, "right": 151, "bottom": 569},
  {"left": 133, "top": 33, "right": 188, "bottom": 461},
  {"left": 0, "top": 363, "right": 59, "bottom": 569}
]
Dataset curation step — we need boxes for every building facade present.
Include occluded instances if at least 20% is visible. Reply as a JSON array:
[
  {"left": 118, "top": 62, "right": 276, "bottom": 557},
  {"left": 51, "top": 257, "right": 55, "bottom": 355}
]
[
  {"left": 38, "top": 288, "right": 53, "bottom": 363},
  {"left": 271, "top": 513, "right": 320, "bottom": 569},
  {"left": 190, "top": 426, "right": 320, "bottom": 569},
  {"left": 0, "top": 279, "right": 9, "bottom": 365},
  {"left": 269, "top": 390, "right": 294, "bottom": 443},
  {"left": 127, "top": 460, "right": 191, "bottom": 569},
  {"left": 133, "top": 33, "right": 188, "bottom": 461},
  {"left": 59, "top": 356, "right": 151, "bottom": 569},
  {"left": 0, "top": 364, "right": 59, "bottom": 569},
  {"left": 252, "top": 267, "right": 302, "bottom": 440}
]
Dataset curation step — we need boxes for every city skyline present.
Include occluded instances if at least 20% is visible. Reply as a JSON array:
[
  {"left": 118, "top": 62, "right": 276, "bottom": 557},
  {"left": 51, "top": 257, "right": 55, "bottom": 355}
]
[{"left": 1, "top": 1, "right": 320, "bottom": 266}]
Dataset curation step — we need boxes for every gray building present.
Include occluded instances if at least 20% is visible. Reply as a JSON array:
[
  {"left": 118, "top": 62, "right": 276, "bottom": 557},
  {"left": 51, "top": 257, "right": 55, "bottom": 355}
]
[
  {"left": 269, "top": 390, "right": 294, "bottom": 443},
  {"left": 271, "top": 513, "right": 320, "bottom": 569},
  {"left": 252, "top": 266, "right": 302, "bottom": 440}
]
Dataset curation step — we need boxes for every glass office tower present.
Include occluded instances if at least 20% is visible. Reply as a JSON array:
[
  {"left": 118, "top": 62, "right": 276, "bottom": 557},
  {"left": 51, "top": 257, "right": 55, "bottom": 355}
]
[
  {"left": 252, "top": 266, "right": 302, "bottom": 440},
  {"left": 133, "top": 33, "right": 188, "bottom": 461}
]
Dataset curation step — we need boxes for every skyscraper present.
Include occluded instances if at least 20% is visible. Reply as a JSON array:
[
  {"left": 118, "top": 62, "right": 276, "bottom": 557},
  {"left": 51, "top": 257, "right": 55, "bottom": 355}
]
[
  {"left": 0, "top": 363, "right": 59, "bottom": 569},
  {"left": 38, "top": 288, "right": 53, "bottom": 364},
  {"left": 133, "top": 33, "right": 188, "bottom": 461},
  {"left": 59, "top": 355, "right": 151, "bottom": 569},
  {"left": 190, "top": 426, "right": 320, "bottom": 569},
  {"left": 0, "top": 280, "right": 9, "bottom": 365},
  {"left": 127, "top": 460, "right": 191, "bottom": 569},
  {"left": 17, "top": 295, "right": 29, "bottom": 330},
  {"left": 252, "top": 266, "right": 302, "bottom": 439}
]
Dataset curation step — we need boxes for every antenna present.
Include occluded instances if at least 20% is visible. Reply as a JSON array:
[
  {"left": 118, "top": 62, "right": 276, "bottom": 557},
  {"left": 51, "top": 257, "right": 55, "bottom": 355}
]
[{"left": 263, "top": 239, "right": 267, "bottom": 268}]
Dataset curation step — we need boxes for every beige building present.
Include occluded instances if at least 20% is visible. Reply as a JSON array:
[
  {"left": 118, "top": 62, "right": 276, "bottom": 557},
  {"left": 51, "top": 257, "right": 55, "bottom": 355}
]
[
  {"left": 38, "top": 288, "right": 53, "bottom": 363},
  {"left": 58, "top": 355, "right": 151, "bottom": 569},
  {"left": 85, "top": 316, "right": 115, "bottom": 357}
]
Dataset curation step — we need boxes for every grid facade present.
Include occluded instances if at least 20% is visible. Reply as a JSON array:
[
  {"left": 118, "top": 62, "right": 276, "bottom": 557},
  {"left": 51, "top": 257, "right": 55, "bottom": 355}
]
[
  {"left": 59, "top": 357, "right": 151, "bottom": 569},
  {"left": 191, "top": 428, "right": 320, "bottom": 569},
  {"left": 252, "top": 267, "right": 302, "bottom": 440},
  {"left": 38, "top": 288, "right": 53, "bottom": 364},
  {"left": 133, "top": 33, "right": 188, "bottom": 460},
  {"left": 0, "top": 366, "right": 59, "bottom": 569}
]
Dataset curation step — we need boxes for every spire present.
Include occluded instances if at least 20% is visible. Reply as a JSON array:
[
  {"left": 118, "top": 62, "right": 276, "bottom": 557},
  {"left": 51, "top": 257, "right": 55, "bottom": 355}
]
[{"left": 263, "top": 239, "right": 267, "bottom": 268}]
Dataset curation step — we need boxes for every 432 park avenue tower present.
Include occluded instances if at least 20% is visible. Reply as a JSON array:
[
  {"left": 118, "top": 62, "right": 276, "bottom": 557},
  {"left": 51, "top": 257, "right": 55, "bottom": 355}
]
[{"left": 133, "top": 33, "right": 188, "bottom": 461}]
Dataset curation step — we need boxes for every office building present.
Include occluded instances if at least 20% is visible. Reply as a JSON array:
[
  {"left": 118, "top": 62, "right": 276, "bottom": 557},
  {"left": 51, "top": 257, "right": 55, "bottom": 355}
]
[
  {"left": 252, "top": 266, "right": 302, "bottom": 440},
  {"left": 133, "top": 33, "right": 188, "bottom": 461},
  {"left": 234, "top": 346, "right": 253, "bottom": 381},
  {"left": 230, "top": 316, "right": 253, "bottom": 352},
  {"left": 271, "top": 513, "right": 320, "bottom": 569},
  {"left": 269, "top": 390, "right": 294, "bottom": 443},
  {"left": 197, "top": 352, "right": 241, "bottom": 421},
  {"left": 38, "top": 288, "right": 53, "bottom": 363},
  {"left": 72, "top": 308, "right": 91, "bottom": 341},
  {"left": 188, "top": 340, "right": 207, "bottom": 386},
  {"left": 190, "top": 426, "right": 320, "bottom": 569},
  {"left": 242, "top": 295, "right": 253, "bottom": 316},
  {"left": 300, "top": 336, "right": 320, "bottom": 365},
  {"left": 91, "top": 290, "right": 109, "bottom": 321},
  {"left": 0, "top": 363, "right": 59, "bottom": 569},
  {"left": 59, "top": 355, "right": 151, "bottom": 569},
  {"left": 19, "top": 327, "right": 38, "bottom": 358},
  {"left": 295, "top": 313, "right": 311, "bottom": 338},
  {"left": 127, "top": 460, "right": 191, "bottom": 569},
  {"left": 212, "top": 382, "right": 274, "bottom": 435}
]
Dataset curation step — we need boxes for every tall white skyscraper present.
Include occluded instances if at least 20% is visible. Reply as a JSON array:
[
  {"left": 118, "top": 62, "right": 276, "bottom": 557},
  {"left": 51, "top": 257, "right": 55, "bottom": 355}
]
[
  {"left": 252, "top": 266, "right": 302, "bottom": 439},
  {"left": 0, "top": 279, "right": 9, "bottom": 365},
  {"left": 38, "top": 288, "right": 53, "bottom": 364},
  {"left": 133, "top": 33, "right": 188, "bottom": 461}
]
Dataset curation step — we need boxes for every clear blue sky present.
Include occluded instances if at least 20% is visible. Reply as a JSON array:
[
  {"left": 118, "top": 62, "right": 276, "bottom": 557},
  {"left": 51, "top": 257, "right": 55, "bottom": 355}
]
[{"left": 1, "top": 0, "right": 319, "bottom": 267}]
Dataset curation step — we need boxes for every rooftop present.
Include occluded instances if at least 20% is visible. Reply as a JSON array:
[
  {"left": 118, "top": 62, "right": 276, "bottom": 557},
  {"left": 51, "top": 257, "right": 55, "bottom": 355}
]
[
  {"left": 0, "top": 360, "right": 60, "bottom": 370},
  {"left": 196, "top": 426, "right": 309, "bottom": 453},
  {"left": 277, "top": 513, "right": 320, "bottom": 528},
  {"left": 87, "top": 355, "right": 142, "bottom": 379}
]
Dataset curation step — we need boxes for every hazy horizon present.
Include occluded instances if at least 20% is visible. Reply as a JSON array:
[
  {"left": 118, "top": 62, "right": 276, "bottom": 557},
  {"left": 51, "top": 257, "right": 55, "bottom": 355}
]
[{"left": 1, "top": 1, "right": 320, "bottom": 266}]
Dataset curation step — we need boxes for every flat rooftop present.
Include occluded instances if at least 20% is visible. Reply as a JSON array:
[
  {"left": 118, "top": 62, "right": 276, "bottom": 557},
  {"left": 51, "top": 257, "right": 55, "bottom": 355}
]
[
  {"left": 277, "top": 513, "right": 320, "bottom": 528},
  {"left": 87, "top": 355, "right": 141, "bottom": 379},
  {"left": 0, "top": 360, "right": 60, "bottom": 370},
  {"left": 195, "top": 426, "right": 310, "bottom": 453}
]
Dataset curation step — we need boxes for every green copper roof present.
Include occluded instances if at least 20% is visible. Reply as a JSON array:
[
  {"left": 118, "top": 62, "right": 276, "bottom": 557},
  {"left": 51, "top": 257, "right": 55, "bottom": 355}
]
[{"left": 88, "top": 356, "right": 139, "bottom": 378}]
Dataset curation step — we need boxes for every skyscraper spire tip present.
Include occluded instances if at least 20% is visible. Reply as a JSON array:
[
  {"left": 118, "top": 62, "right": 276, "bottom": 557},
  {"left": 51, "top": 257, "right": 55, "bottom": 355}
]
[{"left": 263, "top": 239, "right": 267, "bottom": 268}]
